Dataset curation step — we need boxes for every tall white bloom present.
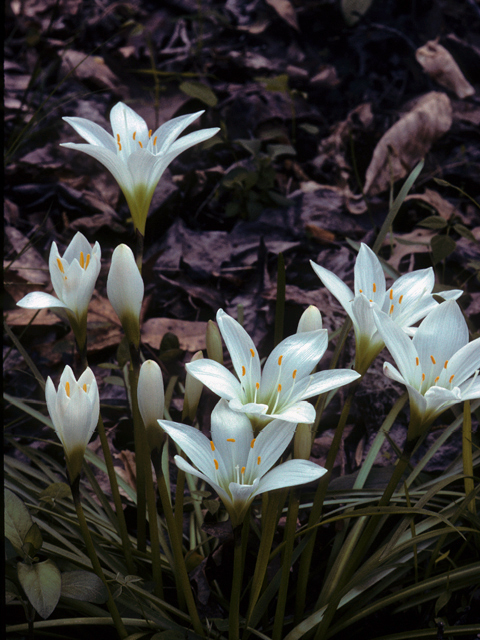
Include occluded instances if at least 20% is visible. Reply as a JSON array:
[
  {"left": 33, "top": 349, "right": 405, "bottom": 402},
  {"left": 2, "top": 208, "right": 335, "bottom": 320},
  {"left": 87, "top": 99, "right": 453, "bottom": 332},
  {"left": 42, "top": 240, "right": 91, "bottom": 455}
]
[
  {"left": 62, "top": 102, "right": 219, "bottom": 235},
  {"left": 374, "top": 300, "right": 480, "bottom": 438},
  {"left": 107, "top": 244, "right": 144, "bottom": 348},
  {"left": 45, "top": 366, "right": 99, "bottom": 482},
  {"left": 159, "top": 400, "right": 327, "bottom": 527},
  {"left": 186, "top": 309, "right": 360, "bottom": 430},
  {"left": 311, "top": 243, "right": 462, "bottom": 373},
  {"left": 17, "top": 232, "right": 101, "bottom": 349}
]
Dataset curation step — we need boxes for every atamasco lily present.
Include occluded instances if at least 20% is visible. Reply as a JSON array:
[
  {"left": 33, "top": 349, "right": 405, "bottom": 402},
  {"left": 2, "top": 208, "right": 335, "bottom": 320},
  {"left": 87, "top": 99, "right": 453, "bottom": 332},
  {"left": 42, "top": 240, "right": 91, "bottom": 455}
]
[
  {"left": 45, "top": 366, "right": 100, "bottom": 483},
  {"left": 186, "top": 309, "right": 361, "bottom": 430},
  {"left": 17, "top": 232, "right": 101, "bottom": 351},
  {"left": 62, "top": 102, "right": 220, "bottom": 236},
  {"left": 311, "top": 243, "right": 462, "bottom": 374},
  {"left": 159, "top": 399, "right": 327, "bottom": 527},
  {"left": 374, "top": 300, "right": 480, "bottom": 439}
]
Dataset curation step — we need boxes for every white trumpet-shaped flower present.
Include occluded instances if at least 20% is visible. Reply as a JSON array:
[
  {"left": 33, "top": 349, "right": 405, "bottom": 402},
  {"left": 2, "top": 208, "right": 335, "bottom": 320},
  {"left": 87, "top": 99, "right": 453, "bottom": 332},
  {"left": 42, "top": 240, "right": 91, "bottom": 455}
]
[
  {"left": 159, "top": 400, "right": 327, "bottom": 526},
  {"left": 107, "top": 244, "right": 144, "bottom": 347},
  {"left": 186, "top": 309, "right": 360, "bottom": 430},
  {"left": 17, "top": 232, "right": 101, "bottom": 349},
  {"left": 374, "top": 300, "right": 480, "bottom": 438},
  {"left": 311, "top": 243, "right": 462, "bottom": 373},
  {"left": 62, "top": 102, "right": 219, "bottom": 235},
  {"left": 45, "top": 366, "right": 100, "bottom": 482}
]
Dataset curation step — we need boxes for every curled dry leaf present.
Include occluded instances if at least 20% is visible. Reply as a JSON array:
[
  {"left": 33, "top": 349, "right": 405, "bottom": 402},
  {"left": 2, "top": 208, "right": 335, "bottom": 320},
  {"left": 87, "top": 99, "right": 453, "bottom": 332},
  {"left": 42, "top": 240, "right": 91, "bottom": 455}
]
[
  {"left": 364, "top": 92, "right": 452, "bottom": 196},
  {"left": 416, "top": 40, "right": 475, "bottom": 99},
  {"left": 265, "top": 0, "right": 299, "bottom": 31}
]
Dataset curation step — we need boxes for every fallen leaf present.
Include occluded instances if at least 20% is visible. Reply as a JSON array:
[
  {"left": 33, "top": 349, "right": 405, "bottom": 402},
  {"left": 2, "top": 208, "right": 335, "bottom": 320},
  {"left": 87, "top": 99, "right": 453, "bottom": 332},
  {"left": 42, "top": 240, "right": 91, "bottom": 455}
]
[
  {"left": 364, "top": 92, "right": 452, "bottom": 195},
  {"left": 265, "top": 0, "right": 299, "bottom": 31},
  {"left": 60, "top": 50, "right": 123, "bottom": 94},
  {"left": 384, "top": 229, "right": 435, "bottom": 271},
  {"left": 341, "top": 0, "right": 374, "bottom": 26},
  {"left": 405, "top": 188, "right": 457, "bottom": 220},
  {"left": 416, "top": 40, "right": 475, "bottom": 99},
  {"left": 142, "top": 317, "right": 207, "bottom": 352}
]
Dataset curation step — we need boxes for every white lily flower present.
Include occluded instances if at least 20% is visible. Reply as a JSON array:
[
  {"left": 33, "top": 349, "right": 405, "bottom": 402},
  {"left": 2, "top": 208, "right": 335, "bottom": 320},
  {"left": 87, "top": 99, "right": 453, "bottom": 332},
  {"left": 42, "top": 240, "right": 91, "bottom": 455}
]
[
  {"left": 62, "top": 102, "right": 219, "bottom": 235},
  {"left": 107, "top": 244, "right": 144, "bottom": 347},
  {"left": 17, "top": 232, "right": 101, "bottom": 349},
  {"left": 186, "top": 309, "right": 360, "bottom": 430},
  {"left": 138, "top": 360, "right": 165, "bottom": 451},
  {"left": 374, "top": 300, "right": 480, "bottom": 438},
  {"left": 311, "top": 243, "right": 462, "bottom": 374},
  {"left": 159, "top": 400, "right": 327, "bottom": 527},
  {"left": 45, "top": 366, "right": 99, "bottom": 482}
]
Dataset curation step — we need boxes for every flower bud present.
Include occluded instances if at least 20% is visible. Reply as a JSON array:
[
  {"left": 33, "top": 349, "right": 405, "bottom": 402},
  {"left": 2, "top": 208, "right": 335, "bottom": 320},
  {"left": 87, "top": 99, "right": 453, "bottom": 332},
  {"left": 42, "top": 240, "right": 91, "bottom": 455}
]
[
  {"left": 45, "top": 366, "right": 99, "bottom": 482},
  {"left": 182, "top": 351, "right": 204, "bottom": 422},
  {"left": 297, "top": 306, "right": 322, "bottom": 333},
  {"left": 294, "top": 423, "right": 313, "bottom": 460},
  {"left": 138, "top": 360, "right": 165, "bottom": 451},
  {"left": 107, "top": 244, "right": 144, "bottom": 348},
  {"left": 206, "top": 320, "right": 223, "bottom": 364}
]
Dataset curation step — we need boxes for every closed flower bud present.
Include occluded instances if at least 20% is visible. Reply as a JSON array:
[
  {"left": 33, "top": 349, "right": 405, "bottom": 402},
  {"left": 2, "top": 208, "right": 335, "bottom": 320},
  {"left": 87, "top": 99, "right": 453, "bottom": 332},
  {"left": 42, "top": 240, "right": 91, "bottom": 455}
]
[
  {"left": 294, "top": 423, "right": 313, "bottom": 460},
  {"left": 297, "top": 306, "right": 323, "bottom": 333},
  {"left": 183, "top": 351, "right": 204, "bottom": 422},
  {"left": 107, "top": 244, "right": 144, "bottom": 348},
  {"left": 138, "top": 360, "right": 165, "bottom": 451},
  {"left": 206, "top": 320, "right": 223, "bottom": 364}
]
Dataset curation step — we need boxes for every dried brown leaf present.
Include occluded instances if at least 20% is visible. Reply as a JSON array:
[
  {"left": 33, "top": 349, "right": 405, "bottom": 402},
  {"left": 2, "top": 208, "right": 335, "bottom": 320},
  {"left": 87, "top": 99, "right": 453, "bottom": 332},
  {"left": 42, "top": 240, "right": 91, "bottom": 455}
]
[
  {"left": 416, "top": 40, "right": 475, "bottom": 99},
  {"left": 142, "top": 318, "right": 207, "bottom": 353},
  {"left": 60, "top": 50, "right": 122, "bottom": 94},
  {"left": 265, "top": 0, "right": 299, "bottom": 31},
  {"left": 384, "top": 228, "right": 434, "bottom": 271},
  {"left": 364, "top": 92, "right": 452, "bottom": 196}
]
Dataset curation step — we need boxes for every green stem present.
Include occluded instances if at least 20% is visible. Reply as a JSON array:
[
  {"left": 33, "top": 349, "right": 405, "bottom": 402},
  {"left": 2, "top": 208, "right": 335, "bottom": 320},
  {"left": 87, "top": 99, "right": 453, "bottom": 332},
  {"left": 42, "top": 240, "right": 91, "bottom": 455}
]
[
  {"left": 153, "top": 453, "right": 204, "bottom": 637},
  {"left": 273, "top": 489, "right": 299, "bottom": 640},
  {"left": 144, "top": 449, "right": 164, "bottom": 599},
  {"left": 294, "top": 379, "right": 360, "bottom": 623},
  {"left": 128, "top": 356, "right": 147, "bottom": 553},
  {"left": 71, "top": 479, "right": 128, "bottom": 639},
  {"left": 230, "top": 519, "right": 249, "bottom": 640},
  {"left": 462, "top": 400, "right": 475, "bottom": 515}
]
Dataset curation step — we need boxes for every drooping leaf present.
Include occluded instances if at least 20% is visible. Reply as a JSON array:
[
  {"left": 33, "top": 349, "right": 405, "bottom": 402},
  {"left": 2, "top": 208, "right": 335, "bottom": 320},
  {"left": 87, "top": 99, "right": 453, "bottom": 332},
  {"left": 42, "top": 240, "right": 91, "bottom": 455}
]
[
  {"left": 4, "top": 489, "right": 33, "bottom": 554},
  {"left": 61, "top": 570, "right": 108, "bottom": 604},
  {"left": 17, "top": 559, "right": 61, "bottom": 619},
  {"left": 179, "top": 81, "right": 217, "bottom": 107}
]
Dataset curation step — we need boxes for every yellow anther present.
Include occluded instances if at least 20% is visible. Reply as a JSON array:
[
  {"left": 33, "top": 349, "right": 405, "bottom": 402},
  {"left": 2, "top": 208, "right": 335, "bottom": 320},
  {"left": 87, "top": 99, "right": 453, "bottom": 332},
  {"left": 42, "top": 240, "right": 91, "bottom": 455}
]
[
  {"left": 65, "top": 382, "right": 70, "bottom": 397},
  {"left": 421, "top": 373, "right": 425, "bottom": 382},
  {"left": 444, "top": 360, "right": 448, "bottom": 369},
  {"left": 57, "top": 258, "right": 65, "bottom": 274},
  {"left": 250, "top": 348, "right": 255, "bottom": 358},
  {"left": 214, "top": 459, "right": 219, "bottom": 470},
  {"left": 373, "top": 282, "right": 377, "bottom": 293},
  {"left": 257, "top": 456, "right": 261, "bottom": 465},
  {"left": 153, "top": 136, "right": 157, "bottom": 146},
  {"left": 241, "top": 466, "right": 245, "bottom": 474},
  {"left": 415, "top": 357, "right": 419, "bottom": 366},
  {"left": 117, "top": 133, "right": 120, "bottom": 142},
  {"left": 389, "top": 289, "right": 393, "bottom": 300},
  {"left": 117, "top": 141, "right": 122, "bottom": 151},
  {"left": 85, "top": 254, "right": 90, "bottom": 269},
  {"left": 278, "top": 355, "right": 283, "bottom": 365},
  {"left": 148, "top": 129, "right": 152, "bottom": 138},
  {"left": 227, "top": 438, "right": 236, "bottom": 443},
  {"left": 80, "top": 251, "right": 85, "bottom": 268},
  {"left": 389, "top": 304, "right": 394, "bottom": 315},
  {"left": 138, "top": 141, "right": 143, "bottom": 148},
  {"left": 449, "top": 374, "right": 455, "bottom": 383},
  {"left": 133, "top": 131, "right": 136, "bottom": 140},
  {"left": 398, "top": 295, "right": 403, "bottom": 304},
  {"left": 277, "top": 384, "right": 282, "bottom": 393},
  {"left": 250, "top": 439, "right": 256, "bottom": 448},
  {"left": 242, "top": 366, "right": 246, "bottom": 376},
  {"left": 292, "top": 369, "right": 297, "bottom": 379},
  {"left": 430, "top": 355, "right": 436, "bottom": 365},
  {"left": 256, "top": 382, "right": 260, "bottom": 390},
  {"left": 359, "top": 288, "right": 363, "bottom": 293},
  {"left": 434, "top": 376, "right": 439, "bottom": 384},
  {"left": 210, "top": 441, "right": 215, "bottom": 451},
  {"left": 83, "top": 383, "right": 87, "bottom": 392}
]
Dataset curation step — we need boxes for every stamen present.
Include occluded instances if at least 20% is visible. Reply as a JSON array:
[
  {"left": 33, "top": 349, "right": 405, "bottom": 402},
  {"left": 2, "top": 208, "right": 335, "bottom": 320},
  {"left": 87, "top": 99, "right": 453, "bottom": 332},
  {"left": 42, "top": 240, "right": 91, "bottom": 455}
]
[
  {"left": 278, "top": 355, "right": 283, "bottom": 366},
  {"left": 80, "top": 251, "right": 85, "bottom": 268},
  {"left": 227, "top": 438, "right": 236, "bottom": 443},
  {"left": 292, "top": 369, "right": 297, "bottom": 379},
  {"left": 250, "top": 439, "right": 256, "bottom": 448},
  {"left": 421, "top": 373, "right": 425, "bottom": 382},
  {"left": 85, "top": 254, "right": 90, "bottom": 269},
  {"left": 430, "top": 355, "right": 436, "bottom": 365},
  {"left": 241, "top": 466, "right": 245, "bottom": 475},
  {"left": 133, "top": 131, "right": 136, "bottom": 140},
  {"left": 138, "top": 141, "right": 143, "bottom": 148},
  {"left": 389, "top": 304, "right": 394, "bottom": 315},
  {"left": 242, "top": 366, "right": 246, "bottom": 377},
  {"left": 148, "top": 129, "right": 152, "bottom": 138},
  {"left": 65, "top": 382, "right": 70, "bottom": 397},
  {"left": 444, "top": 360, "right": 448, "bottom": 369},
  {"left": 389, "top": 289, "right": 393, "bottom": 300},
  {"left": 214, "top": 459, "right": 219, "bottom": 470},
  {"left": 210, "top": 441, "right": 215, "bottom": 451},
  {"left": 257, "top": 456, "right": 261, "bottom": 465},
  {"left": 373, "top": 283, "right": 377, "bottom": 293},
  {"left": 57, "top": 258, "right": 65, "bottom": 274},
  {"left": 250, "top": 349, "right": 255, "bottom": 358},
  {"left": 449, "top": 374, "right": 455, "bottom": 383},
  {"left": 277, "top": 384, "right": 282, "bottom": 393},
  {"left": 153, "top": 136, "right": 157, "bottom": 146},
  {"left": 398, "top": 295, "right": 403, "bottom": 304},
  {"left": 83, "top": 383, "right": 87, "bottom": 392},
  {"left": 434, "top": 376, "right": 439, "bottom": 384},
  {"left": 117, "top": 134, "right": 120, "bottom": 142},
  {"left": 117, "top": 134, "right": 122, "bottom": 151},
  {"left": 359, "top": 288, "right": 363, "bottom": 293},
  {"left": 415, "top": 357, "right": 419, "bottom": 366}
]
